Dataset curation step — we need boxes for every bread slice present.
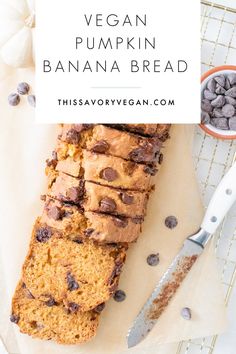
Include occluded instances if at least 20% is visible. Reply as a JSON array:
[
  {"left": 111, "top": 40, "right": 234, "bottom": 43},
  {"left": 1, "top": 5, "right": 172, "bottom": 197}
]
[
  {"left": 22, "top": 224, "right": 126, "bottom": 312},
  {"left": 59, "top": 124, "right": 163, "bottom": 164},
  {"left": 50, "top": 144, "right": 156, "bottom": 190},
  {"left": 11, "top": 281, "right": 99, "bottom": 344},
  {"left": 41, "top": 198, "right": 142, "bottom": 243},
  {"left": 48, "top": 172, "right": 148, "bottom": 218}
]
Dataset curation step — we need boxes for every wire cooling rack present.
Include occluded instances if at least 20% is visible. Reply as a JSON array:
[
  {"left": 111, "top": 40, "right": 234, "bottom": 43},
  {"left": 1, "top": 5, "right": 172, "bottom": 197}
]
[{"left": 177, "top": 1, "right": 236, "bottom": 353}]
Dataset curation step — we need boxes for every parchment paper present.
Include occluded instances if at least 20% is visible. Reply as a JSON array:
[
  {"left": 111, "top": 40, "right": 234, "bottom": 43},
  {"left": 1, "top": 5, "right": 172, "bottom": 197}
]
[{"left": 0, "top": 67, "right": 227, "bottom": 354}]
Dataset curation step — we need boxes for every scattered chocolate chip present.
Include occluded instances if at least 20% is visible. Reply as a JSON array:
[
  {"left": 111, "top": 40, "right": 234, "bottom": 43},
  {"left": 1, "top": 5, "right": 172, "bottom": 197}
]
[
  {"left": 132, "top": 216, "right": 144, "bottom": 224},
  {"left": 17, "top": 82, "right": 30, "bottom": 95},
  {"left": 45, "top": 297, "right": 57, "bottom": 307},
  {"left": 66, "top": 272, "right": 80, "bottom": 291},
  {"left": 68, "top": 302, "right": 80, "bottom": 313},
  {"left": 73, "top": 124, "right": 93, "bottom": 132},
  {"left": 47, "top": 205, "right": 64, "bottom": 221},
  {"left": 8, "top": 93, "right": 20, "bottom": 106},
  {"left": 143, "top": 165, "right": 158, "bottom": 176},
  {"left": 22, "top": 284, "right": 35, "bottom": 299},
  {"left": 65, "top": 129, "right": 80, "bottom": 144},
  {"left": 100, "top": 167, "right": 118, "bottom": 182},
  {"left": 147, "top": 253, "right": 160, "bottom": 266},
  {"left": 84, "top": 228, "right": 94, "bottom": 237},
  {"left": 91, "top": 140, "right": 110, "bottom": 153},
  {"left": 129, "top": 142, "right": 156, "bottom": 163},
  {"left": 73, "top": 238, "right": 83, "bottom": 244},
  {"left": 113, "top": 290, "right": 126, "bottom": 302},
  {"left": 10, "top": 314, "right": 19, "bottom": 324},
  {"left": 112, "top": 216, "right": 128, "bottom": 228},
  {"left": 120, "top": 192, "right": 134, "bottom": 205},
  {"left": 181, "top": 307, "right": 191, "bottom": 320},
  {"left": 94, "top": 302, "right": 106, "bottom": 313},
  {"left": 99, "top": 197, "right": 117, "bottom": 213},
  {"left": 165, "top": 215, "right": 178, "bottom": 229},
  {"left": 66, "top": 186, "right": 83, "bottom": 203},
  {"left": 28, "top": 94, "right": 36, "bottom": 107},
  {"left": 40, "top": 194, "right": 46, "bottom": 201},
  {"left": 35, "top": 226, "right": 52, "bottom": 242}
]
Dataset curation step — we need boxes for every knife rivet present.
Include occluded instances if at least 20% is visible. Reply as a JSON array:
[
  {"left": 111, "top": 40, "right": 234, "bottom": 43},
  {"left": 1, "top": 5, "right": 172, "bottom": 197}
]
[
  {"left": 211, "top": 216, "right": 217, "bottom": 222},
  {"left": 226, "top": 189, "right": 232, "bottom": 195}
]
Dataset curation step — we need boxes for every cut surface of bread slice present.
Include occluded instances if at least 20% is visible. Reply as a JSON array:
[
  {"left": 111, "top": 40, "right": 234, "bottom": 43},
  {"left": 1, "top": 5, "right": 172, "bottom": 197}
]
[
  {"left": 22, "top": 226, "right": 126, "bottom": 312},
  {"left": 11, "top": 281, "right": 99, "bottom": 344}
]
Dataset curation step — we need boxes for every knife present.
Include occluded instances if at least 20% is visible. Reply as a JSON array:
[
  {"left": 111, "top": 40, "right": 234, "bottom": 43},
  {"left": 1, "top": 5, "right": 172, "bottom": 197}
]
[{"left": 127, "top": 161, "right": 236, "bottom": 348}]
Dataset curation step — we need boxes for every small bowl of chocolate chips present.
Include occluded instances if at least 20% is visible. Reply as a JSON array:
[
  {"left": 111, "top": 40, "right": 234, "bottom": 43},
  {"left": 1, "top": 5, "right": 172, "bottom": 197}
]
[{"left": 201, "top": 65, "right": 236, "bottom": 140}]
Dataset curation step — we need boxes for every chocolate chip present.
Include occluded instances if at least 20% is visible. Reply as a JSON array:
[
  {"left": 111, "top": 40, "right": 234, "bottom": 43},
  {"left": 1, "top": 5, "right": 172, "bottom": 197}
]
[
  {"left": 129, "top": 140, "right": 157, "bottom": 163},
  {"left": 203, "top": 90, "right": 217, "bottom": 101},
  {"left": 165, "top": 215, "right": 178, "bottom": 229},
  {"left": 211, "top": 95, "right": 225, "bottom": 108},
  {"left": 73, "top": 237, "right": 83, "bottom": 244},
  {"left": 228, "top": 73, "right": 236, "bottom": 86},
  {"left": 112, "top": 216, "right": 128, "bottom": 228},
  {"left": 52, "top": 151, "right": 58, "bottom": 160},
  {"left": 225, "top": 96, "right": 236, "bottom": 106},
  {"left": 132, "top": 216, "right": 144, "bottom": 224},
  {"left": 100, "top": 167, "right": 118, "bottom": 182},
  {"left": 211, "top": 118, "right": 229, "bottom": 130},
  {"left": 229, "top": 117, "right": 236, "bottom": 131},
  {"left": 147, "top": 253, "right": 160, "bottom": 266},
  {"left": 66, "top": 272, "right": 80, "bottom": 291},
  {"left": 212, "top": 108, "right": 223, "bottom": 118},
  {"left": 181, "top": 307, "right": 191, "bottom": 320},
  {"left": 99, "top": 197, "right": 117, "bottom": 213},
  {"left": 10, "top": 314, "right": 19, "bottom": 324},
  {"left": 120, "top": 192, "right": 134, "bottom": 205},
  {"left": 215, "top": 85, "right": 226, "bottom": 95},
  {"left": 66, "top": 186, "right": 83, "bottom": 203},
  {"left": 28, "top": 94, "right": 36, "bottom": 107},
  {"left": 225, "top": 86, "right": 236, "bottom": 98},
  {"left": 206, "top": 78, "right": 216, "bottom": 93},
  {"left": 22, "top": 284, "right": 35, "bottom": 299},
  {"left": 35, "top": 226, "right": 52, "bottom": 242},
  {"left": 40, "top": 194, "right": 46, "bottom": 201},
  {"left": 67, "top": 302, "right": 80, "bottom": 313},
  {"left": 45, "top": 297, "right": 57, "bottom": 307},
  {"left": 201, "top": 111, "right": 210, "bottom": 124},
  {"left": 47, "top": 205, "right": 64, "bottom": 220},
  {"left": 222, "top": 104, "right": 235, "bottom": 118},
  {"left": 8, "top": 93, "right": 20, "bottom": 106},
  {"left": 91, "top": 140, "right": 110, "bottom": 153},
  {"left": 17, "top": 82, "right": 30, "bottom": 95},
  {"left": 214, "top": 75, "right": 225, "bottom": 87},
  {"left": 143, "top": 165, "right": 158, "bottom": 176},
  {"left": 201, "top": 99, "right": 213, "bottom": 113},
  {"left": 113, "top": 290, "right": 126, "bottom": 302},
  {"left": 94, "top": 302, "right": 106, "bottom": 313},
  {"left": 66, "top": 129, "right": 80, "bottom": 144},
  {"left": 46, "top": 158, "right": 57, "bottom": 169},
  {"left": 84, "top": 228, "right": 94, "bottom": 238}
]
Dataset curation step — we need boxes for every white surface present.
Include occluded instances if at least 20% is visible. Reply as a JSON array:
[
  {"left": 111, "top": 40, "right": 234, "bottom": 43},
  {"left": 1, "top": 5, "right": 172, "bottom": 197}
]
[{"left": 36, "top": 0, "right": 200, "bottom": 123}]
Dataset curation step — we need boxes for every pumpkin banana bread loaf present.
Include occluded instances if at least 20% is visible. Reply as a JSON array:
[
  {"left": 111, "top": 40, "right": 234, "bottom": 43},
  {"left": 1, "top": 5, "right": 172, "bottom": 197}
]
[
  {"left": 22, "top": 222, "right": 126, "bottom": 312},
  {"left": 11, "top": 123, "right": 170, "bottom": 344},
  {"left": 11, "top": 281, "right": 99, "bottom": 344}
]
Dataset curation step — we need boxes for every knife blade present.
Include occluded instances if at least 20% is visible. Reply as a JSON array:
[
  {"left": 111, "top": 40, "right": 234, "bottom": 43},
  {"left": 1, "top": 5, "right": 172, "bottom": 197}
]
[
  {"left": 127, "top": 238, "right": 203, "bottom": 348},
  {"left": 127, "top": 161, "right": 236, "bottom": 348}
]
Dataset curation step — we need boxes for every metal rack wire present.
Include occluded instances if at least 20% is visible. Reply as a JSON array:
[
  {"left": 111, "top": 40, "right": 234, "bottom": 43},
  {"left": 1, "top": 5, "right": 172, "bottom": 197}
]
[{"left": 177, "top": 1, "right": 236, "bottom": 353}]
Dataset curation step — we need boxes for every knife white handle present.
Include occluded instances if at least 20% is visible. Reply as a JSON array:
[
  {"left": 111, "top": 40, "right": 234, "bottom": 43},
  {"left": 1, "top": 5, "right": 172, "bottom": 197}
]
[{"left": 201, "top": 162, "right": 236, "bottom": 234}]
